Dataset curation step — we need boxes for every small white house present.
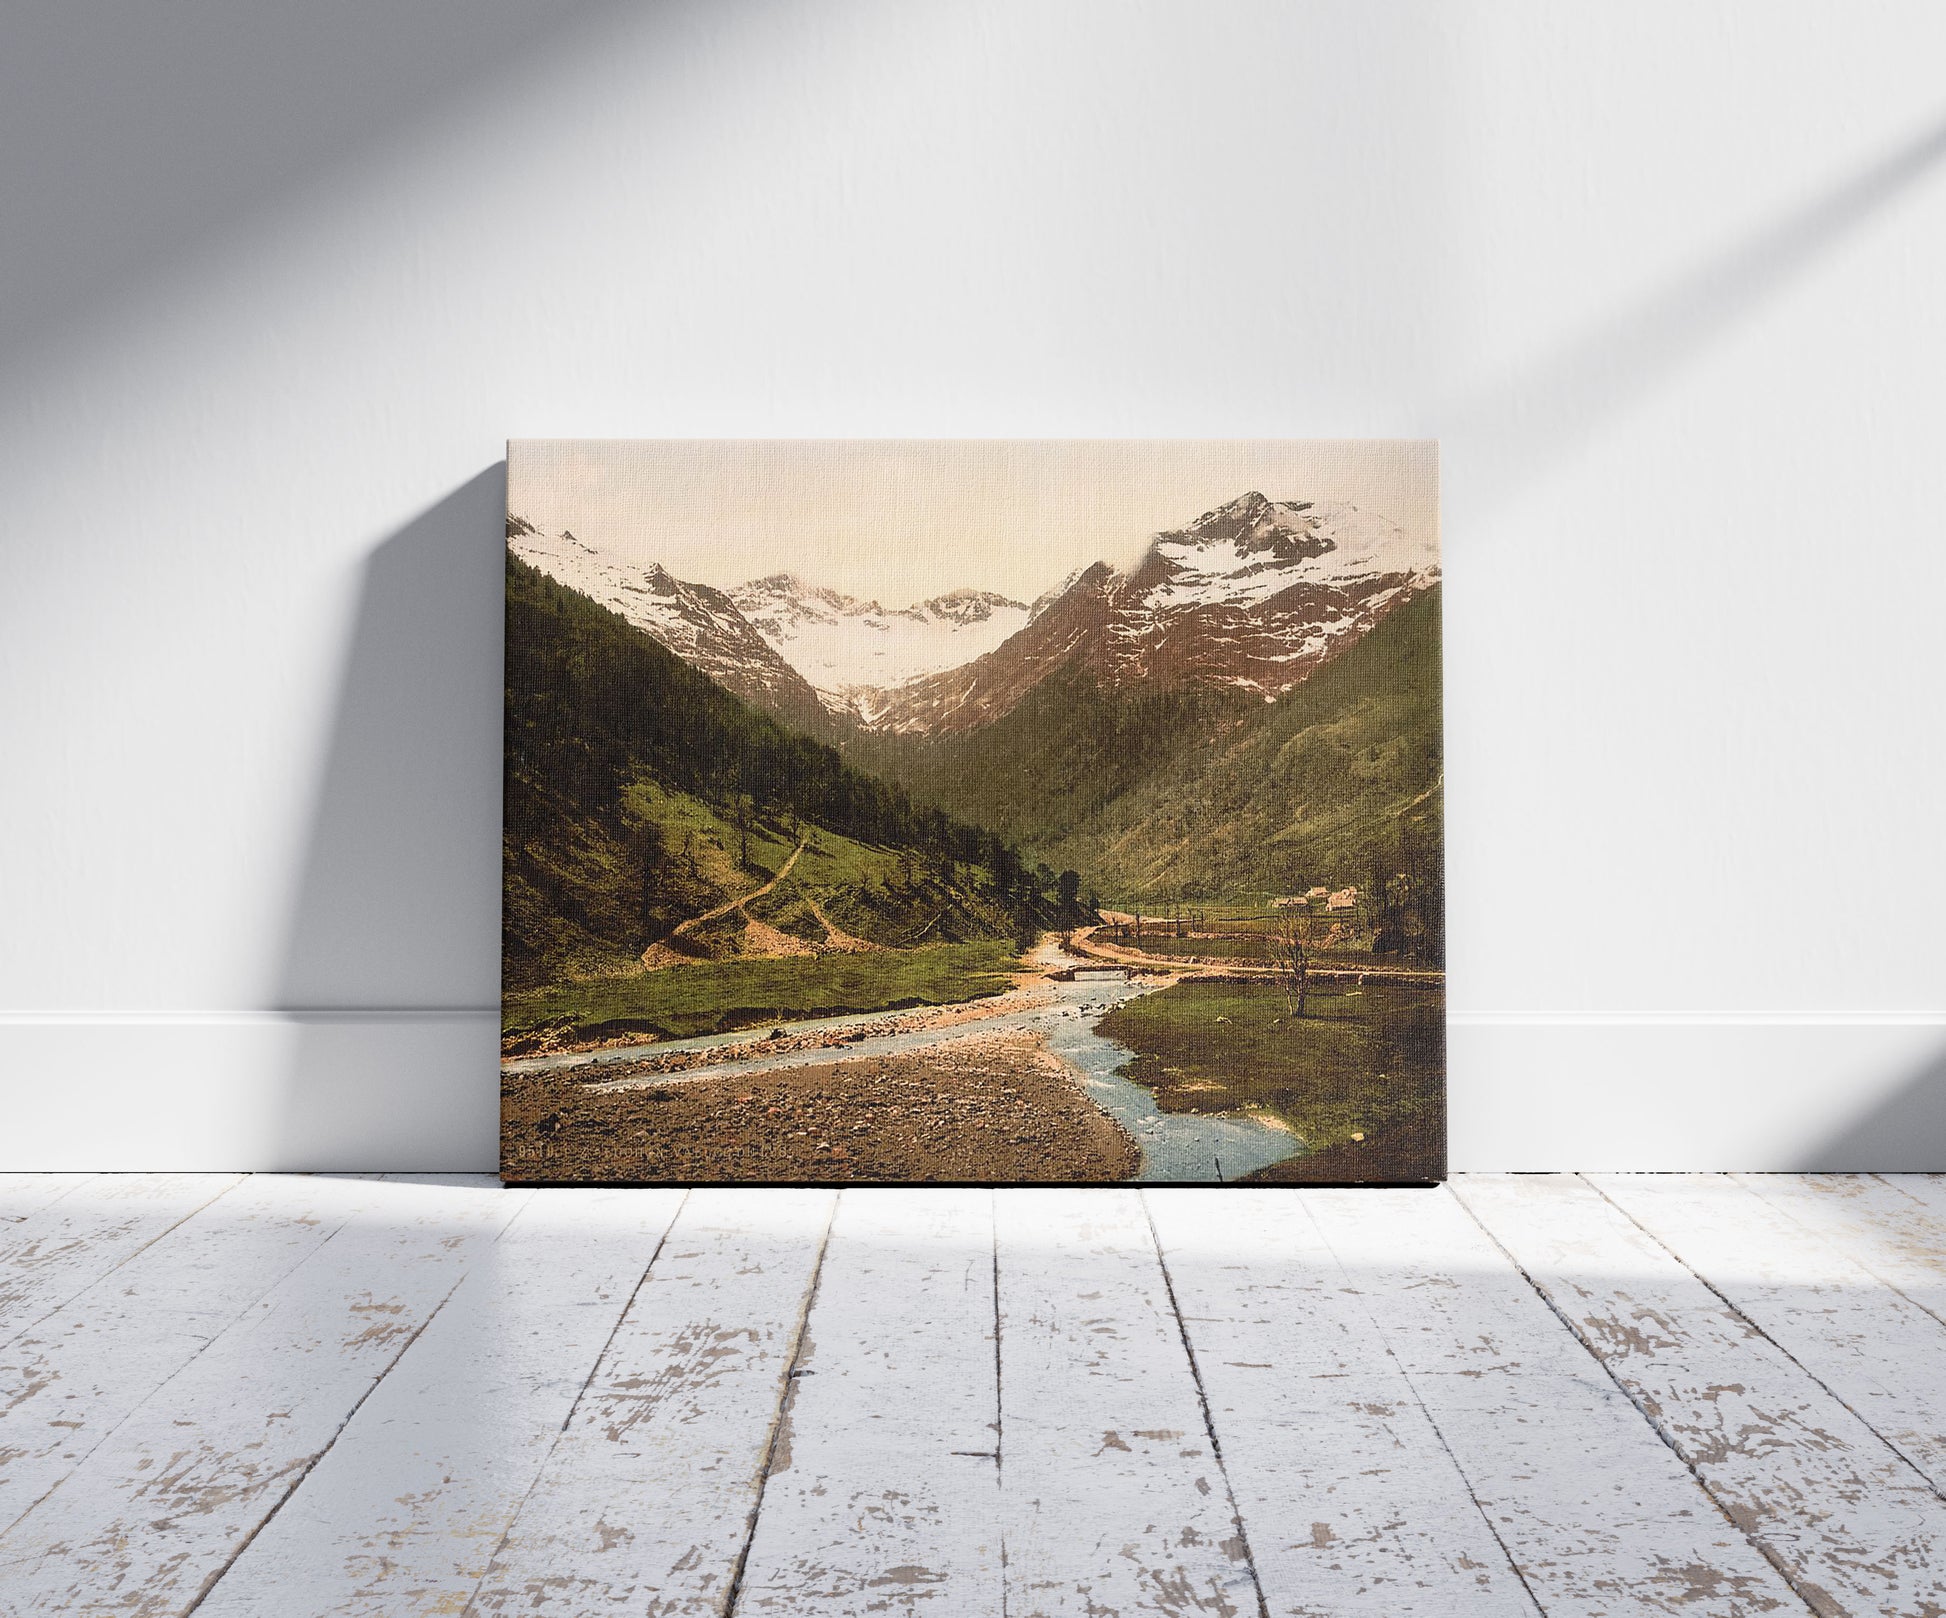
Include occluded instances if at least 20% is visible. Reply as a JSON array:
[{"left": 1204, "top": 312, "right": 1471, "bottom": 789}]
[{"left": 1326, "top": 885, "right": 1360, "bottom": 911}]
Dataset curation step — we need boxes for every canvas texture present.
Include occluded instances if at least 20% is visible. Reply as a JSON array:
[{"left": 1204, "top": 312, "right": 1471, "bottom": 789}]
[{"left": 502, "top": 441, "right": 1443, "bottom": 1184}]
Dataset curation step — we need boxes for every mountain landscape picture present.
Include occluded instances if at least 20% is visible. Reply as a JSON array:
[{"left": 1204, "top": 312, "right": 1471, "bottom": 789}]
[{"left": 502, "top": 440, "right": 1444, "bottom": 1184}]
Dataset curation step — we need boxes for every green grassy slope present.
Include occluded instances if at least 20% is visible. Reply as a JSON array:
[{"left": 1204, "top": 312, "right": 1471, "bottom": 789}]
[
  {"left": 1055, "top": 587, "right": 1443, "bottom": 900},
  {"left": 865, "top": 587, "right": 1443, "bottom": 907}
]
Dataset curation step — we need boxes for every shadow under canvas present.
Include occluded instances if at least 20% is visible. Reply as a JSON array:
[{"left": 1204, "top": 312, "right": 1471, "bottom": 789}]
[{"left": 270, "top": 467, "right": 506, "bottom": 1171}]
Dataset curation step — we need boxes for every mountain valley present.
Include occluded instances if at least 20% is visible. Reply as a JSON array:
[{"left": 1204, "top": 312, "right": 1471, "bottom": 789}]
[{"left": 509, "top": 489, "right": 1441, "bottom": 907}]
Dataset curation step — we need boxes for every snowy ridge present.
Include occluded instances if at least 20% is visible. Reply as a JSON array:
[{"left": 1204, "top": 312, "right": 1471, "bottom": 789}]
[
  {"left": 866, "top": 492, "right": 1439, "bottom": 733},
  {"left": 507, "top": 522, "right": 827, "bottom": 724},
  {"left": 1147, "top": 495, "right": 1436, "bottom": 612},
  {"left": 1029, "top": 565, "right": 1092, "bottom": 622},
  {"left": 508, "top": 490, "right": 1437, "bottom": 738},
  {"left": 729, "top": 574, "right": 1030, "bottom": 722}
]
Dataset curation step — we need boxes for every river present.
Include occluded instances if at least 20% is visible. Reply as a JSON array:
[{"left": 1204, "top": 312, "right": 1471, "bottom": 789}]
[{"left": 514, "top": 956, "right": 1301, "bottom": 1183}]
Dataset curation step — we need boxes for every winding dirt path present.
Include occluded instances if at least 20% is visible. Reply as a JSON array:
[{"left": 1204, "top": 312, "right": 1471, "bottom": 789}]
[
  {"left": 804, "top": 895, "right": 881, "bottom": 954},
  {"left": 669, "top": 839, "right": 806, "bottom": 937}
]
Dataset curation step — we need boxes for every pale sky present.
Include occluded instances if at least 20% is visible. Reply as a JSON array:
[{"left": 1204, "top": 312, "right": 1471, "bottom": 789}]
[{"left": 508, "top": 440, "right": 1438, "bottom": 607}]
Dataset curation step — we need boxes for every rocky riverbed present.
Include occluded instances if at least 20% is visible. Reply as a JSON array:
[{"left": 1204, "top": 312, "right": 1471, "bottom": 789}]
[{"left": 502, "top": 1028, "right": 1141, "bottom": 1184}]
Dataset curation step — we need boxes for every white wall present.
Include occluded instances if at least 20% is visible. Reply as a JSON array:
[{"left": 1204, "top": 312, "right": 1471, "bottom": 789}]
[{"left": 5, "top": 1, "right": 1943, "bottom": 1171}]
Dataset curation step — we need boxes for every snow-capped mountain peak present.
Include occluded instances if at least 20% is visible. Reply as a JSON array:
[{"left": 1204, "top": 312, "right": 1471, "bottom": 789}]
[
  {"left": 866, "top": 493, "right": 1439, "bottom": 733},
  {"left": 919, "top": 587, "right": 1027, "bottom": 626},
  {"left": 729, "top": 574, "right": 1031, "bottom": 720},
  {"left": 1146, "top": 494, "right": 1436, "bottom": 607}
]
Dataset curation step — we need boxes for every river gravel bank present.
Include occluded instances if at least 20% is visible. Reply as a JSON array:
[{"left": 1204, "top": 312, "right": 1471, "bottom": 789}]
[{"left": 502, "top": 1028, "right": 1140, "bottom": 1184}]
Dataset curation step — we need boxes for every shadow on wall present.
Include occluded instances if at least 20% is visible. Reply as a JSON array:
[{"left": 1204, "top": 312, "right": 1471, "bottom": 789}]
[
  {"left": 0, "top": 0, "right": 644, "bottom": 378},
  {"left": 1447, "top": 110, "right": 1946, "bottom": 516},
  {"left": 272, "top": 468, "right": 507, "bottom": 1172},
  {"left": 1796, "top": 1045, "right": 1946, "bottom": 1173}
]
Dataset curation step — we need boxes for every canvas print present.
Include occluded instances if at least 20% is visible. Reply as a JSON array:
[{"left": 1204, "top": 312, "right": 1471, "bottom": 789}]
[{"left": 502, "top": 441, "right": 1443, "bottom": 1184}]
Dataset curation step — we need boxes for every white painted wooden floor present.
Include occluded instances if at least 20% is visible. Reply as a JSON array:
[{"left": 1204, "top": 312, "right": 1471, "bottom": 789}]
[{"left": 2, "top": 1176, "right": 1944, "bottom": 1616}]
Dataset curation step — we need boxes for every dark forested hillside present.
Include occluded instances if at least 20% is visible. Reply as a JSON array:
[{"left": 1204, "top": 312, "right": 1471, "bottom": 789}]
[
  {"left": 504, "top": 552, "right": 1083, "bottom": 988},
  {"left": 860, "top": 586, "right": 1444, "bottom": 906},
  {"left": 849, "top": 669, "right": 1255, "bottom": 851}
]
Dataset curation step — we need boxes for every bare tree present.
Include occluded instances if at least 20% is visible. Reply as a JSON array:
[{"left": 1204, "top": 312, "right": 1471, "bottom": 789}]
[{"left": 1273, "top": 909, "right": 1311, "bottom": 1019}]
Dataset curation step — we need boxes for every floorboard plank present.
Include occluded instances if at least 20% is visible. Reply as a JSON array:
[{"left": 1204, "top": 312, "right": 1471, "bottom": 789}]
[
  {"left": 995, "top": 1188, "right": 1262, "bottom": 1618},
  {"left": 0, "top": 1175, "right": 526, "bottom": 1616},
  {"left": 1881, "top": 1176, "right": 1946, "bottom": 1216},
  {"left": 1593, "top": 1174, "right": 1946, "bottom": 1499},
  {"left": 0, "top": 1175, "right": 395, "bottom": 1536},
  {"left": 1145, "top": 1188, "right": 1538, "bottom": 1617},
  {"left": 1306, "top": 1185, "right": 1806, "bottom": 1616},
  {"left": 12, "top": 1174, "right": 1937, "bottom": 1616},
  {"left": 465, "top": 1187, "right": 837, "bottom": 1616},
  {"left": 1458, "top": 1173, "right": 1946, "bottom": 1617},
  {"left": 732, "top": 1188, "right": 1003, "bottom": 1615},
  {"left": 1734, "top": 1176, "right": 1946, "bottom": 1324},
  {"left": 190, "top": 1186, "right": 686, "bottom": 1617},
  {"left": 0, "top": 1174, "right": 245, "bottom": 1348},
  {"left": 0, "top": 1175, "right": 96, "bottom": 1223}
]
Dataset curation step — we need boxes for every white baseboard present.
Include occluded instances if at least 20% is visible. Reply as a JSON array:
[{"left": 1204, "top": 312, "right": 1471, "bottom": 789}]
[
  {"left": 1448, "top": 1016, "right": 1946, "bottom": 1171},
  {"left": 1, "top": 1013, "right": 1941, "bottom": 1173},
  {"left": 0, "top": 1013, "right": 500, "bottom": 1173}
]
